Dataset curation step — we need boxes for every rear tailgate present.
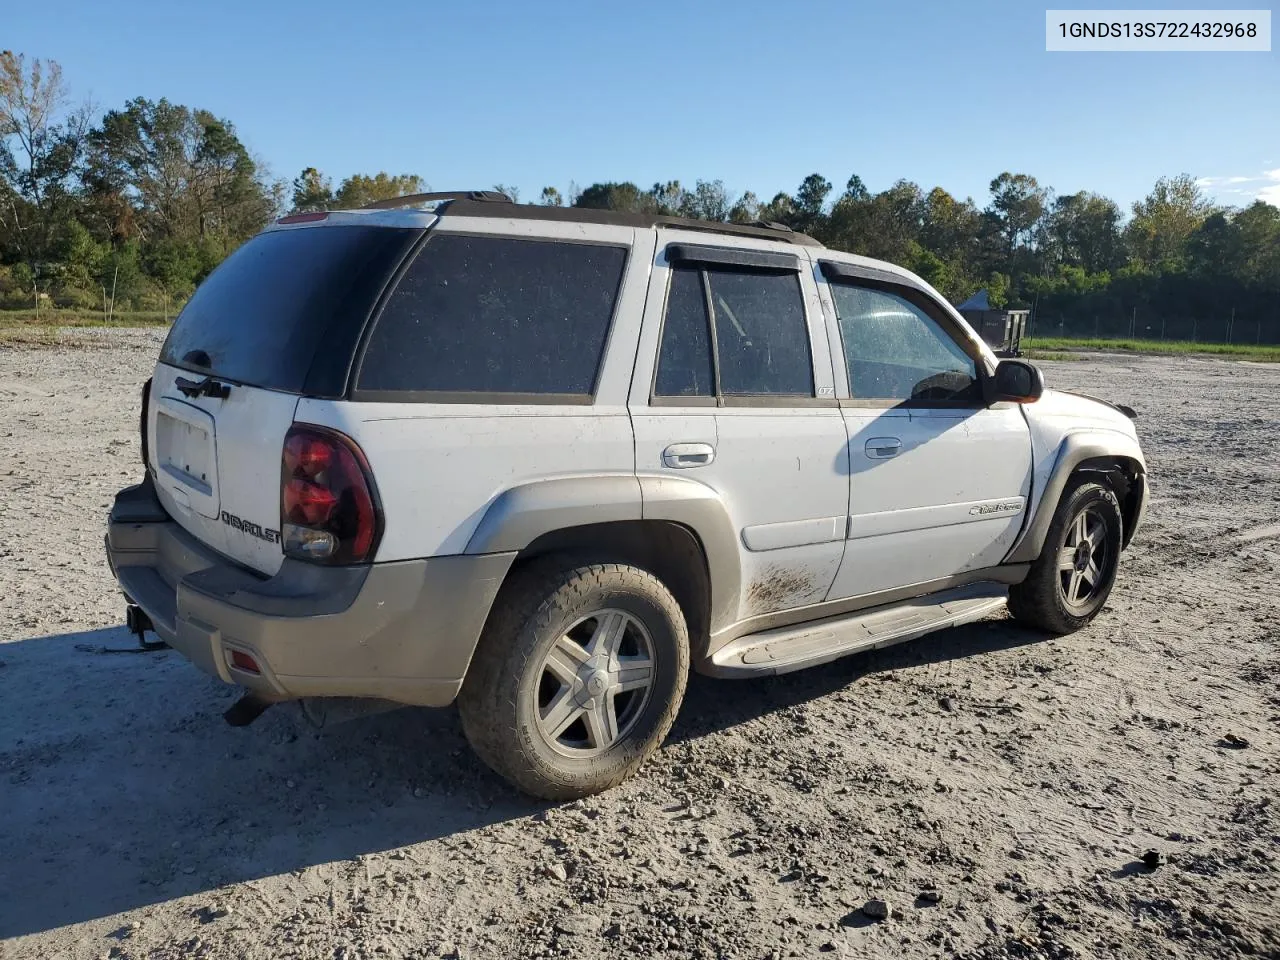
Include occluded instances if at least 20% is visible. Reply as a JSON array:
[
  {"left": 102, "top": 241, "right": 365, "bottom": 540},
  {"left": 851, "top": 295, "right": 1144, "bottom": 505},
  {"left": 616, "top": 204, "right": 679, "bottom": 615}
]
[
  {"left": 149, "top": 368, "right": 299, "bottom": 575},
  {"left": 146, "top": 220, "right": 426, "bottom": 575}
]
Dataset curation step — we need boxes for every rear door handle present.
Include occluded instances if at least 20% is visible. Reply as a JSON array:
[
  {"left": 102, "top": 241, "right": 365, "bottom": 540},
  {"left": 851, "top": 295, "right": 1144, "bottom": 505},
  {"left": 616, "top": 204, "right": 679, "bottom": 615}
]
[
  {"left": 865, "top": 437, "right": 902, "bottom": 459},
  {"left": 663, "top": 442, "right": 715, "bottom": 469}
]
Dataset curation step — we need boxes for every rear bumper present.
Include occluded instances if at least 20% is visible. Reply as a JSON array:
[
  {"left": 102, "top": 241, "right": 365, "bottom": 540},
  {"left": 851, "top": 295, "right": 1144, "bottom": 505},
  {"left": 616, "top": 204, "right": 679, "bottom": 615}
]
[{"left": 105, "top": 479, "right": 515, "bottom": 707}]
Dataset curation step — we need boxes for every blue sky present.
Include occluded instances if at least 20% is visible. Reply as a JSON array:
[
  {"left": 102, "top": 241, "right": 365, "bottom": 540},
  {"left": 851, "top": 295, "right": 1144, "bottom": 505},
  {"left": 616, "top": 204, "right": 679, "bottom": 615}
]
[{"left": 9, "top": 0, "right": 1279, "bottom": 211}]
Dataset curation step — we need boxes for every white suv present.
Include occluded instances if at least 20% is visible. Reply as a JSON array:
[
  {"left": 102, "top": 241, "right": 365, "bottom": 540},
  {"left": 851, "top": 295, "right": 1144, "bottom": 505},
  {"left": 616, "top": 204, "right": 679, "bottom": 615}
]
[{"left": 105, "top": 192, "right": 1148, "bottom": 798}]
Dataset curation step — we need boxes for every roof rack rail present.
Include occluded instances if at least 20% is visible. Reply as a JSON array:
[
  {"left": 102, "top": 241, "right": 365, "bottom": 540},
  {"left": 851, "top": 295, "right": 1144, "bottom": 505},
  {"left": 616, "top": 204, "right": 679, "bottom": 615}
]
[
  {"left": 362, "top": 190, "right": 512, "bottom": 210},
  {"left": 432, "top": 199, "right": 824, "bottom": 247}
]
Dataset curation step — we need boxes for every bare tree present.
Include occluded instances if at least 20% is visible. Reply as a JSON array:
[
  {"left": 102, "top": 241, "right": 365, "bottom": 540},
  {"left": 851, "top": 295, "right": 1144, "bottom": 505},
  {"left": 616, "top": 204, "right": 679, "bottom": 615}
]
[{"left": 0, "top": 50, "right": 91, "bottom": 280}]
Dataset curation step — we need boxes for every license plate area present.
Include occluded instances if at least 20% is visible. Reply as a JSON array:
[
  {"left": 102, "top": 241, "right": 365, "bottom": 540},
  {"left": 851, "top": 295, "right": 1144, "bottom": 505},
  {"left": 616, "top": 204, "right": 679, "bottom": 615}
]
[{"left": 154, "top": 397, "right": 220, "bottom": 518}]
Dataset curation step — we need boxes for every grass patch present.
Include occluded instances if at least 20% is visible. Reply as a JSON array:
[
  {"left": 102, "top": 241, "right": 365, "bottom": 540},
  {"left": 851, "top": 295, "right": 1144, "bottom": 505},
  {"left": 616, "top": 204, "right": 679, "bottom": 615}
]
[
  {"left": 0, "top": 309, "right": 171, "bottom": 328},
  {"left": 1024, "top": 336, "right": 1280, "bottom": 363}
]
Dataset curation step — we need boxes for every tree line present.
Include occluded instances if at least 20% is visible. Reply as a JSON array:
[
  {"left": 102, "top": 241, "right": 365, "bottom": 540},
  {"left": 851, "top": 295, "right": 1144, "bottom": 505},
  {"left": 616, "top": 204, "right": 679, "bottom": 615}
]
[{"left": 3, "top": 50, "right": 1278, "bottom": 341}]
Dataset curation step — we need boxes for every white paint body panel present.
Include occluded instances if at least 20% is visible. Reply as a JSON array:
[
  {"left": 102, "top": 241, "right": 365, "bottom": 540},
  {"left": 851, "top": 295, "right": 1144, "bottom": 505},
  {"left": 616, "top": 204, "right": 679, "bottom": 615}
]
[
  {"left": 831, "top": 405, "right": 1033, "bottom": 597},
  {"left": 296, "top": 401, "right": 636, "bottom": 559},
  {"left": 1020, "top": 388, "right": 1145, "bottom": 531}
]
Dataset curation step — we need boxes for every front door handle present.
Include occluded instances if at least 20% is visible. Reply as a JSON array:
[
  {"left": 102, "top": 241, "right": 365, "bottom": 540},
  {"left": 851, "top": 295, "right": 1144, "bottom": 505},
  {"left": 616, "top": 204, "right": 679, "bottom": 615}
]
[
  {"left": 663, "top": 442, "right": 716, "bottom": 469},
  {"left": 865, "top": 437, "right": 902, "bottom": 459}
]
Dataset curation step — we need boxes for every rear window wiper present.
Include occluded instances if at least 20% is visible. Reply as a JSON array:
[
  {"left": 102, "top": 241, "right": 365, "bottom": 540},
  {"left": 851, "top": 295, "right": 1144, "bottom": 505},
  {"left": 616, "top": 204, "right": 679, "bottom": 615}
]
[{"left": 175, "top": 375, "right": 231, "bottom": 399}]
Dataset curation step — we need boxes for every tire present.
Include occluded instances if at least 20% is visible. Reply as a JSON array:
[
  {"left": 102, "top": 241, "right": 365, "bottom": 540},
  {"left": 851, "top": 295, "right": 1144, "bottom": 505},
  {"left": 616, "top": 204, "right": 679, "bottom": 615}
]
[
  {"left": 1008, "top": 479, "right": 1124, "bottom": 635},
  {"left": 458, "top": 560, "right": 689, "bottom": 800}
]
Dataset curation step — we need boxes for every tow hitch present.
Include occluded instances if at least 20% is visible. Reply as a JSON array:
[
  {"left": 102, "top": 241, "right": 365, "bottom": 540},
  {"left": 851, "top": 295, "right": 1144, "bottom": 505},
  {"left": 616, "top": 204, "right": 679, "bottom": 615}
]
[
  {"left": 79, "top": 604, "right": 171, "bottom": 654},
  {"left": 126, "top": 604, "right": 168, "bottom": 651}
]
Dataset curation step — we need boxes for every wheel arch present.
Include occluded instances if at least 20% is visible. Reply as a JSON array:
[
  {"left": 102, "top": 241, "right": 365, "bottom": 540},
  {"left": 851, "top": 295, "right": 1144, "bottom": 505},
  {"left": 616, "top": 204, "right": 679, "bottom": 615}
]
[
  {"left": 509, "top": 519, "right": 712, "bottom": 657},
  {"left": 464, "top": 474, "right": 743, "bottom": 656},
  {"left": 1005, "top": 433, "right": 1147, "bottom": 563}
]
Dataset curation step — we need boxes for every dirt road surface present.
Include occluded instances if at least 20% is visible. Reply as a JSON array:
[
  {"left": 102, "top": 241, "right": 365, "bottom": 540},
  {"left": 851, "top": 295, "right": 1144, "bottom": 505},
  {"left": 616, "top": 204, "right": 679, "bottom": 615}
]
[{"left": 2, "top": 331, "right": 1277, "bottom": 960}]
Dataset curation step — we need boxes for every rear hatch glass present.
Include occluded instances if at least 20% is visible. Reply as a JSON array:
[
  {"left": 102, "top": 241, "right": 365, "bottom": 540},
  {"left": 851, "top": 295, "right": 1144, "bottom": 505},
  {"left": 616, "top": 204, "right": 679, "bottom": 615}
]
[{"left": 160, "top": 224, "right": 423, "bottom": 396}]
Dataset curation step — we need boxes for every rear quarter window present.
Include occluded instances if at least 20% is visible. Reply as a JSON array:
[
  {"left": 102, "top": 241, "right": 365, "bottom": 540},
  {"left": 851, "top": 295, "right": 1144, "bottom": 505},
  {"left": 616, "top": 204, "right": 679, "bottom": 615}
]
[
  {"left": 355, "top": 234, "right": 628, "bottom": 400},
  {"left": 160, "top": 226, "right": 422, "bottom": 395}
]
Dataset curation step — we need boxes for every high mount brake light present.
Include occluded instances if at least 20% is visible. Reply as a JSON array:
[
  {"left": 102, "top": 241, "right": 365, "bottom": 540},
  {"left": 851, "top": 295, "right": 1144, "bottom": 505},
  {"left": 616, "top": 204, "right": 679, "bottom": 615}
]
[
  {"left": 280, "top": 425, "right": 381, "bottom": 564},
  {"left": 276, "top": 212, "right": 329, "bottom": 225}
]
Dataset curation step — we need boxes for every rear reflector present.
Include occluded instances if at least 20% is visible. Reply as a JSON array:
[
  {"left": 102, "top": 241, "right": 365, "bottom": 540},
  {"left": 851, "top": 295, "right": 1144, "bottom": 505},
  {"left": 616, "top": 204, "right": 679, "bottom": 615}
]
[{"left": 229, "top": 650, "right": 261, "bottom": 674}]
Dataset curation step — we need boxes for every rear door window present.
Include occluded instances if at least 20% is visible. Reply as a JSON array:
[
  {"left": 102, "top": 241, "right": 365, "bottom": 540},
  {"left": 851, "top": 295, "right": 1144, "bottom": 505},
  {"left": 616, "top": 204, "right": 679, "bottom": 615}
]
[
  {"left": 357, "top": 234, "right": 628, "bottom": 400},
  {"left": 160, "top": 226, "right": 422, "bottom": 395},
  {"left": 707, "top": 269, "right": 813, "bottom": 396},
  {"left": 653, "top": 260, "right": 815, "bottom": 401}
]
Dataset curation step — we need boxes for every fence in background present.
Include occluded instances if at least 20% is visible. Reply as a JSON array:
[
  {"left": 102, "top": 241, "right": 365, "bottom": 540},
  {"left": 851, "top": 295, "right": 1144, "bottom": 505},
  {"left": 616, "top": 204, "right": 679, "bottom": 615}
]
[{"left": 1028, "top": 308, "right": 1280, "bottom": 345}]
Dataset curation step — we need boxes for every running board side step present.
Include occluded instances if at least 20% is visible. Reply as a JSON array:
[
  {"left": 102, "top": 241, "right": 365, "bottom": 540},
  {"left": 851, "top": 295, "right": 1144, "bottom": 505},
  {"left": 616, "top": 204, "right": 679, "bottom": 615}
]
[{"left": 707, "top": 583, "right": 1009, "bottom": 678}]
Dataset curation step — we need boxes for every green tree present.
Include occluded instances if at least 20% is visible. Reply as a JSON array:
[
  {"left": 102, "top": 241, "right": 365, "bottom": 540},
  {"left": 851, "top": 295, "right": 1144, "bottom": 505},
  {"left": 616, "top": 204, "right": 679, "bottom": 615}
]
[
  {"left": 574, "top": 181, "right": 654, "bottom": 213},
  {"left": 757, "top": 191, "right": 796, "bottom": 225},
  {"left": 842, "top": 174, "right": 870, "bottom": 203},
  {"left": 728, "top": 190, "right": 760, "bottom": 223},
  {"left": 987, "top": 172, "right": 1049, "bottom": 257},
  {"left": 88, "top": 97, "right": 274, "bottom": 248},
  {"left": 1230, "top": 201, "right": 1280, "bottom": 289},
  {"left": 538, "top": 186, "right": 563, "bottom": 206},
  {"left": 985, "top": 271, "right": 1011, "bottom": 309},
  {"left": 791, "top": 173, "right": 831, "bottom": 233},
  {"left": 1046, "top": 192, "right": 1122, "bottom": 273},
  {"left": 1125, "top": 173, "right": 1213, "bottom": 270},
  {"left": 333, "top": 172, "right": 426, "bottom": 208},
  {"left": 291, "top": 167, "right": 333, "bottom": 212},
  {"left": 648, "top": 180, "right": 686, "bottom": 215},
  {"left": 680, "top": 179, "right": 731, "bottom": 222},
  {"left": 920, "top": 187, "right": 981, "bottom": 266}
]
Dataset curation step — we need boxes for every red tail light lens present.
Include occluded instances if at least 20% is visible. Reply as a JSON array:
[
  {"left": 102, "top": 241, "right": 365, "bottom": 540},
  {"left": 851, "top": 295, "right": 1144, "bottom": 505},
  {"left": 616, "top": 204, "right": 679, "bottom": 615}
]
[{"left": 280, "top": 425, "right": 381, "bottom": 564}]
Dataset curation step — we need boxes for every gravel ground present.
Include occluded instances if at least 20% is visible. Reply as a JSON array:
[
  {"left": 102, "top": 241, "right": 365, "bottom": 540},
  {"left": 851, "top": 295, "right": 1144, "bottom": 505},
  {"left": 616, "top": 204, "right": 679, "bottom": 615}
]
[{"left": 1, "top": 331, "right": 1278, "bottom": 960}]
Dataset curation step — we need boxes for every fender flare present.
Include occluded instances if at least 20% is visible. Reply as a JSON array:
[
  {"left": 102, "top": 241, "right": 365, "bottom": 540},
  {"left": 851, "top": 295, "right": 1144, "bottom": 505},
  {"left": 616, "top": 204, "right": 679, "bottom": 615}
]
[
  {"left": 464, "top": 473, "right": 743, "bottom": 634},
  {"left": 464, "top": 475, "right": 644, "bottom": 554},
  {"left": 1005, "top": 431, "right": 1147, "bottom": 564},
  {"left": 637, "top": 474, "right": 742, "bottom": 633}
]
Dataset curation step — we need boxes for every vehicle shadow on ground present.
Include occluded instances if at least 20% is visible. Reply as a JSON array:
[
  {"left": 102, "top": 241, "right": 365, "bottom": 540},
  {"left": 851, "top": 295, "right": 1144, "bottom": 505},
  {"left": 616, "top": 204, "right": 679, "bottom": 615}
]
[
  {"left": 0, "top": 615, "right": 1050, "bottom": 938},
  {"left": 669, "top": 613, "right": 1053, "bottom": 744},
  {"left": 0, "top": 626, "right": 539, "bottom": 939}
]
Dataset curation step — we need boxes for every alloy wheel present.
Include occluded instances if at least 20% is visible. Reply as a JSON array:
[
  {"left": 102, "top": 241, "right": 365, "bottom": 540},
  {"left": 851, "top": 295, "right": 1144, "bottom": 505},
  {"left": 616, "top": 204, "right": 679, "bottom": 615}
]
[
  {"left": 533, "top": 609, "right": 656, "bottom": 757},
  {"left": 1057, "top": 505, "right": 1111, "bottom": 608}
]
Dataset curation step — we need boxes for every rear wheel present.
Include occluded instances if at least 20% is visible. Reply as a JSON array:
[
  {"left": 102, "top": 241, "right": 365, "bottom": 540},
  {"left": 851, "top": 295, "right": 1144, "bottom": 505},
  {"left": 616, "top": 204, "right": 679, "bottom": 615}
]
[
  {"left": 1008, "top": 479, "right": 1123, "bottom": 634},
  {"left": 458, "top": 561, "right": 689, "bottom": 800}
]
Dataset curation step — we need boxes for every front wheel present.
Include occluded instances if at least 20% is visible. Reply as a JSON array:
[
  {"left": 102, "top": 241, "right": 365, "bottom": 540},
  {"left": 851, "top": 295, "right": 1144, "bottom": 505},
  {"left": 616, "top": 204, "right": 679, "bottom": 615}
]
[
  {"left": 1008, "top": 479, "right": 1123, "bottom": 634},
  {"left": 458, "top": 561, "right": 689, "bottom": 800}
]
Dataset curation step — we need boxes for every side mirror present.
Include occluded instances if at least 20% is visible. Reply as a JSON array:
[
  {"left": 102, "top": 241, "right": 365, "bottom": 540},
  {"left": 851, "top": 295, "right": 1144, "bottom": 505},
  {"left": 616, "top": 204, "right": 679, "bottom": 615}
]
[{"left": 991, "top": 359, "right": 1044, "bottom": 403}]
